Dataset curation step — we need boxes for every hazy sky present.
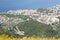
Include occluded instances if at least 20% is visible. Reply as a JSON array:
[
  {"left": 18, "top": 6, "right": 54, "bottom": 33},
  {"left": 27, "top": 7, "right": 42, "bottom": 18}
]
[{"left": 0, "top": 0, "right": 60, "bottom": 12}]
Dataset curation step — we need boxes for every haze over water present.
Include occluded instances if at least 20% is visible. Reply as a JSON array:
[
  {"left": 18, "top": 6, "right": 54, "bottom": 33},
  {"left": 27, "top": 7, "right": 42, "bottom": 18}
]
[{"left": 0, "top": 0, "right": 60, "bottom": 12}]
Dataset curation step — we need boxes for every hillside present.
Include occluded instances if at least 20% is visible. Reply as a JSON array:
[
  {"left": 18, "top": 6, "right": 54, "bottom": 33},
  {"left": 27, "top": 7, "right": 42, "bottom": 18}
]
[{"left": 0, "top": 3, "right": 60, "bottom": 38}]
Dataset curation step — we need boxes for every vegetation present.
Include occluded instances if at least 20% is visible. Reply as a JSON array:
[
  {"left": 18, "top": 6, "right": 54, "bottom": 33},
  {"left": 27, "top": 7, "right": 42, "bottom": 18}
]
[
  {"left": 0, "top": 12, "right": 60, "bottom": 38},
  {"left": 0, "top": 34, "right": 60, "bottom": 40},
  {"left": 17, "top": 19, "right": 59, "bottom": 38},
  {"left": 0, "top": 14, "right": 59, "bottom": 38}
]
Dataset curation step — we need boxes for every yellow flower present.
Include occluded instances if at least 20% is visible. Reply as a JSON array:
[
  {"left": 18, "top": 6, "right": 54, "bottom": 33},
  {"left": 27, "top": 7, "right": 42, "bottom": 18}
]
[{"left": 0, "top": 34, "right": 60, "bottom": 40}]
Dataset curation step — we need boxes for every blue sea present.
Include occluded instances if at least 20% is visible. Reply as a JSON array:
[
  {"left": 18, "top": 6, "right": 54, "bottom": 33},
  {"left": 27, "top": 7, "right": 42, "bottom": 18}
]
[{"left": 0, "top": 0, "right": 60, "bottom": 12}]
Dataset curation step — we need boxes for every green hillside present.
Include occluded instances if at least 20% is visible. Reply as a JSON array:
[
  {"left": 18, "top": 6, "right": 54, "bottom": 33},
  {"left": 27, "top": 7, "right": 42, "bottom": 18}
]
[{"left": 0, "top": 13, "right": 59, "bottom": 38}]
